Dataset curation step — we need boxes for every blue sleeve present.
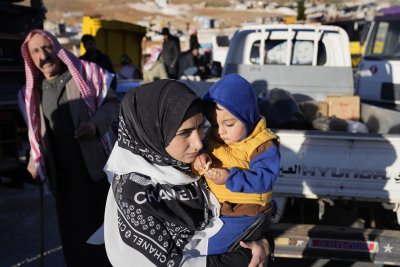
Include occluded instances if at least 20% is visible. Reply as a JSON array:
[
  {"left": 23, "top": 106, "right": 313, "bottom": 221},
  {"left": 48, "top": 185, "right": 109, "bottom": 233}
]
[{"left": 225, "top": 145, "right": 280, "bottom": 194}]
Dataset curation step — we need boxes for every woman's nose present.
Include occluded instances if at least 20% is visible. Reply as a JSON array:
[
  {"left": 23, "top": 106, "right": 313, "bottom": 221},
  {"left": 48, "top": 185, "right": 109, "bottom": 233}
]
[{"left": 191, "top": 131, "right": 203, "bottom": 151}]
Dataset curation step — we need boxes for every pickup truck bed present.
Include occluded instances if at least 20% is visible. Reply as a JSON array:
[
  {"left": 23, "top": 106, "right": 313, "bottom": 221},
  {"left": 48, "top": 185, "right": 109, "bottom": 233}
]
[{"left": 268, "top": 101, "right": 400, "bottom": 265}]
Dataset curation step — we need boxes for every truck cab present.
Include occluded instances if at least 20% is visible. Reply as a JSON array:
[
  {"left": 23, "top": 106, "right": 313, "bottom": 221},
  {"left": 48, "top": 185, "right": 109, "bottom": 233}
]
[
  {"left": 223, "top": 24, "right": 353, "bottom": 101},
  {"left": 356, "top": 6, "right": 400, "bottom": 105}
]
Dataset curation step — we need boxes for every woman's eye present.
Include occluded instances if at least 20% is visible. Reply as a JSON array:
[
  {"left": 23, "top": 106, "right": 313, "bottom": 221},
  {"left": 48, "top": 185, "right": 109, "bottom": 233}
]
[
  {"left": 178, "top": 131, "right": 191, "bottom": 137},
  {"left": 226, "top": 123, "right": 234, "bottom": 127}
]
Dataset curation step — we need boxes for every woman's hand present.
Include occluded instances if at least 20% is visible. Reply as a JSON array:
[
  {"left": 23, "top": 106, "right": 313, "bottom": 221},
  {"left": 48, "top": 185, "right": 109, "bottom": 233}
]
[
  {"left": 193, "top": 152, "right": 211, "bottom": 171},
  {"left": 240, "top": 239, "right": 271, "bottom": 267}
]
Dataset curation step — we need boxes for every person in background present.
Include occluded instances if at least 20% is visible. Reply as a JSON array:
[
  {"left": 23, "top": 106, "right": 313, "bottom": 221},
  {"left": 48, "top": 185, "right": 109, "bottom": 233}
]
[
  {"left": 193, "top": 73, "right": 280, "bottom": 256},
  {"left": 80, "top": 34, "right": 115, "bottom": 74},
  {"left": 80, "top": 34, "right": 117, "bottom": 90},
  {"left": 178, "top": 45, "right": 201, "bottom": 79},
  {"left": 118, "top": 53, "right": 140, "bottom": 80},
  {"left": 142, "top": 46, "right": 168, "bottom": 83},
  {"left": 19, "top": 29, "right": 119, "bottom": 266},
  {"left": 189, "top": 28, "right": 200, "bottom": 51},
  {"left": 161, "top": 27, "right": 180, "bottom": 79},
  {"left": 200, "top": 47, "right": 213, "bottom": 78}
]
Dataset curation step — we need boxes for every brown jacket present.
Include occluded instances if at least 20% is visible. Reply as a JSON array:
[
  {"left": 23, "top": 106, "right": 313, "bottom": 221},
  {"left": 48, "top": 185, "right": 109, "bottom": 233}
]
[{"left": 30, "top": 78, "right": 119, "bottom": 183}]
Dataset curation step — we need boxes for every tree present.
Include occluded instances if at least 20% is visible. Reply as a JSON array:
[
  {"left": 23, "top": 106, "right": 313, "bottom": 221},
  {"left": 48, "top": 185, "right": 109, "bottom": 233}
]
[{"left": 297, "top": 0, "right": 306, "bottom": 21}]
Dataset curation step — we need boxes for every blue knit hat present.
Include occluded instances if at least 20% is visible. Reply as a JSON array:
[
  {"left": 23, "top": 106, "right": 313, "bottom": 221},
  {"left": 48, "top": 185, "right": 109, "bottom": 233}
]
[{"left": 203, "top": 73, "right": 260, "bottom": 138}]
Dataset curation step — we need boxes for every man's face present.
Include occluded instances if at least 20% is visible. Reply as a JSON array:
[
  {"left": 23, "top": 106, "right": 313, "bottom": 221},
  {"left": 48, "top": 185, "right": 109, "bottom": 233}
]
[
  {"left": 83, "top": 40, "right": 96, "bottom": 54},
  {"left": 28, "top": 34, "right": 62, "bottom": 80}
]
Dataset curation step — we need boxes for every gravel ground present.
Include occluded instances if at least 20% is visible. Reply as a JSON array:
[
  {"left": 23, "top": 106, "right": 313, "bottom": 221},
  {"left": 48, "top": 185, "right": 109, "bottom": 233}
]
[{"left": 0, "top": 174, "right": 66, "bottom": 267}]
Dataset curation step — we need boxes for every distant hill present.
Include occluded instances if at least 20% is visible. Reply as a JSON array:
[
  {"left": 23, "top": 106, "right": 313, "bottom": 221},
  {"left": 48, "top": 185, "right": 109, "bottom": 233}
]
[
  {"left": 18, "top": 0, "right": 395, "bottom": 33},
  {"left": 37, "top": 0, "right": 287, "bottom": 31}
]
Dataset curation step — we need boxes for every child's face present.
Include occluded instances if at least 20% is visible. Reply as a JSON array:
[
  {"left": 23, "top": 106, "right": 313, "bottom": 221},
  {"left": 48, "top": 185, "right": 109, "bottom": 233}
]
[{"left": 210, "top": 103, "right": 246, "bottom": 145}]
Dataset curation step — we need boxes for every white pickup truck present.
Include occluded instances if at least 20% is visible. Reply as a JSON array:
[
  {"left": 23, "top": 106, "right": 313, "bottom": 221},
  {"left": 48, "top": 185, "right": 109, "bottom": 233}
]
[{"left": 220, "top": 23, "right": 400, "bottom": 265}]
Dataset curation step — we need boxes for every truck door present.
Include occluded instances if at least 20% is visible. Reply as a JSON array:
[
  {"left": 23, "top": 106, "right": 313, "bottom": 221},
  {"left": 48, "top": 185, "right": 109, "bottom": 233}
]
[{"left": 356, "top": 8, "right": 400, "bottom": 105}]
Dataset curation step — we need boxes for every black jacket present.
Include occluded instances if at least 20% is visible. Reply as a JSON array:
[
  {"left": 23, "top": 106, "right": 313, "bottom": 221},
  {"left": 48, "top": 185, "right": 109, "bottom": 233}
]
[
  {"left": 80, "top": 49, "right": 115, "bottom": 74},
  {"left": 178, "top": 50, "right": 199, "bottom": 78},
  {"left": 162, "top": 36, "right": 180, "bottom": 67}
]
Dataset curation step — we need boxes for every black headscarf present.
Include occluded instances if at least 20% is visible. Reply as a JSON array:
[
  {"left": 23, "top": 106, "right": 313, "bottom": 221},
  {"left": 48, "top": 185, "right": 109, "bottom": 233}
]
[{"left": 118, "top": 79, "right": 202, "bottom": 170}]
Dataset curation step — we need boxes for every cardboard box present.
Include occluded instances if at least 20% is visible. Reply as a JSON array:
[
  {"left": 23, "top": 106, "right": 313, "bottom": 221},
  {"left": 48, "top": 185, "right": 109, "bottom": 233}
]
[
  {"left": 327, "top": 95, "right": 360, "bottom": 121},
  {"left": 299, "top": 100, "right": 329, "bottom": 122}
]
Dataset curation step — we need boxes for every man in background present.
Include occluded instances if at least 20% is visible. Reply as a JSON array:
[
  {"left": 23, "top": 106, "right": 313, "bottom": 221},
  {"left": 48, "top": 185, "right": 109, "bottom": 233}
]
[
  {"left": 80, "top": 34, "right": 115, "bottom": 73},
  {"left": 80, "top": 34, "right": 116, "bottom": 89},
  {"left": 161, "top": 27, "right": 180, "bottom": 79},
  {"left": 189, "top": 28, "right": 200, "bottom": 51}
]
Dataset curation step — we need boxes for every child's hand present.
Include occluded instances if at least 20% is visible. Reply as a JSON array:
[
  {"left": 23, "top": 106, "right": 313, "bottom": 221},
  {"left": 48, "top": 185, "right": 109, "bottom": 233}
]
[
  {"left": 193, "top": 153, "right": 212, "bottom": 171},
  {"left": 204, "top": 168, "right": 230, "bottom": 185}
]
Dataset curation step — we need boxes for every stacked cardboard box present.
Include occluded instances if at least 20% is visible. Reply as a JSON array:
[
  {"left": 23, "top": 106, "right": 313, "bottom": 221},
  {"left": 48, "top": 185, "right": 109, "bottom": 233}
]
[
  {"left": 327, "top": 95, "right": 360, "bottom": 121},
  {"left": 299, "top": 95, "right": 360, "bottom": 122}
]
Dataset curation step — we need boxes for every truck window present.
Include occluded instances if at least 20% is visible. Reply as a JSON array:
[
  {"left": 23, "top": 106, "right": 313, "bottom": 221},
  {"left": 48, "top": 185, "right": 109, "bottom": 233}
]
[
  {"left": 250, "top": 40, "right": 261, "bottom": 64},
  {"left": 249, "top": 39, "right": 326, "bottom": 65},
  {"left": 216, "top": 36, "right": 230, "bottom": 47},
  {"left": 292, "top": 41, "right": 314, "bottom": 65},
  {"left": 366, "top": 21, "right": 400, "bottom": 58},
  {"left": 372, "top": 22, "right": 388, "bottom": 54},
  {"left": 265, "top": 40, "right": 287, "bottom": 65}
]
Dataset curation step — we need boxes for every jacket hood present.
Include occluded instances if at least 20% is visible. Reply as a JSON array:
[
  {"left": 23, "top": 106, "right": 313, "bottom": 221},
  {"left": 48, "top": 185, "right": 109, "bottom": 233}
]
[{"left": 203, "top": 73, "right": 260, "bottom": 137}]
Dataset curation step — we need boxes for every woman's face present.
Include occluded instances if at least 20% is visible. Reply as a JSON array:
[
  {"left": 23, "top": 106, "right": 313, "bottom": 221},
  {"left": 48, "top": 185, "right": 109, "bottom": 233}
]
[{"left": 165, "top": 113, "right": 205, "bottom": 164}]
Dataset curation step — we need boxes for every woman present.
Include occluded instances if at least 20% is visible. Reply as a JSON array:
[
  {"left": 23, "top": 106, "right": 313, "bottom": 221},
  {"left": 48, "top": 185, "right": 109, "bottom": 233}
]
[{"left": 103, "top": 79, "right": 272, "bottom": 267}]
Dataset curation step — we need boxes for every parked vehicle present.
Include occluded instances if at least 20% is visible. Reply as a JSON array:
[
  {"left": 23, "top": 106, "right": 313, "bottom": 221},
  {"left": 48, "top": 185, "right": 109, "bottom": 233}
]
[
  {"left": 0, "top": 0, "right": 45, "bottom": 173},
  {"left": 356, "top": 6, "right": 400, "bottom": 106},
  {"left": 81, "top": 16, "right": 146, "bottom": 73},
  {"left": 220, "top": 23, "right": 400, "bottom": 265},
  {"left": 324, "top": 18, "right": 371, "bottom": 68}
]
